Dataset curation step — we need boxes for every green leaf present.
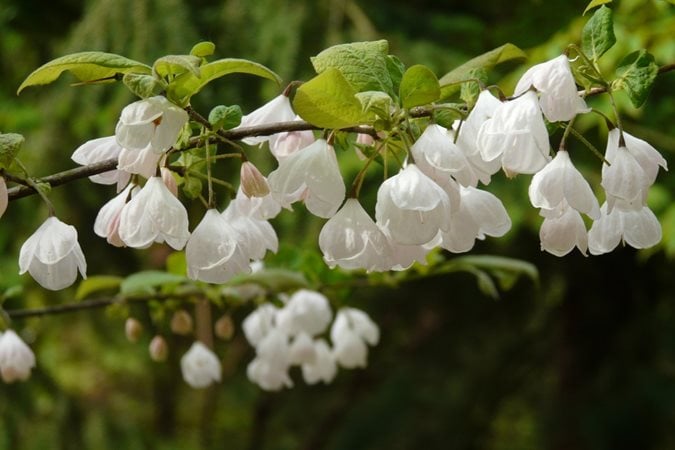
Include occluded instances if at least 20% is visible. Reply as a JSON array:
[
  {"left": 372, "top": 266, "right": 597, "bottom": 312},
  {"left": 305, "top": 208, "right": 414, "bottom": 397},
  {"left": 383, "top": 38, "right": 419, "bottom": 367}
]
[
  {"left": 182, "top": 176, "right": 203, "bottom": 199},
  {"left": 231, "top": 269, "right": 309, "bottom": 292},
  {"left": 614, "top": 50, "right": 659, "bottom": 108},
  {"left": 190, "top": 41, "right": 216, "bottom": 58},
  {"left": 122, "top": 73, "right": 165, "bottom": 98},
  {"left": 120, "top": 271, "right": 187, "bottom": 295},
  {"left": 0, "top": 133, "right": 24, "bottom": 169},
  {"left": 293, "top": 67, "right": 370, "bottom": 129},
  {"left": 17, "top": 51, "right": 151, "bottom": 94},
  {"left": 432, "top": 105, "right": 465, "bottom": 129},
  {"left": 386, "top": 55, "right": 406, "bottom": 99},
  {"left": 460, "top": 68, "right": 488, "bottom": 108},
  {"left": 439, "top": 43, "right": 526, "bottom": 99},
  {"left": 209, "top": 105, "right": 243, "bottom": 130},
  {"left": 399, "top": 64, "right": 441, "bottom": 109},
  {"left": 582, "top": 6, "right": 616, "bottom": 62},
  {"left": 153, "top": 54, "right": 202, "bottom": 79},
  {"left": 355, "top": 91, "right": 393, "bottom": 117},
  {"left": 454, "top": 255, "right": 539, "bottom": 285},
  {"left": 166, "top": 251, "right": 187, "bottom": 276},
  {"left": 168, "top": 58, "right": 281, "bottom": 105},
  {"left": 310, "top": 40, "right": 394, "bottom": 96},
  {"left": 583, "top": 0, "right": 613, "bottom": 15},
  {"left": 75, "top": 276, "right": 123, "bottom": 301}
]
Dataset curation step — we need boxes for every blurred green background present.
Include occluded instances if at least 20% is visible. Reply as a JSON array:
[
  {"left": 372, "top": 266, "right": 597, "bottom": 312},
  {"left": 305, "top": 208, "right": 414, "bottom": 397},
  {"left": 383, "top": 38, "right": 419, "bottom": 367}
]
[{"left": 1, "top": 0, "right": 674, "bottom": 449}]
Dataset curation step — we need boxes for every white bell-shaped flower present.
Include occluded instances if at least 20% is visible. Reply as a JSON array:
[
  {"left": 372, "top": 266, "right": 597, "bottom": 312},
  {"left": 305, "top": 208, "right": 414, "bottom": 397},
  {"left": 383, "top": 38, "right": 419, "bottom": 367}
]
[
  {"left": 477, "top": 91, "right": 551, "bottom": 176},
  {"left": 330, "top": 308, "right": 379, "bottom": 369},
  {"left": 247, "top": 356, "right": 294, "bottom": 391},
  {"left": 118, "top": 177, "right": 190, "bottom": 250},
  {"left": 588, "top": 201, "right": 662, "bottom": 255},
  {"left": 539, "top": 201, "right": 588, "bottom": 256},
  {"left": 411, "top": 124, "right": 472, "bottom": 185},
  {"left": 514, "top": 55, "right": 590, "bottom": 122},
  {"left": 247, "top": 327, "right": 293, "bottom": 391},
  {"left": 269, "top": 115, "right": 315, "bottom": 160},
  {"left": 455, "top": 90, "right": 503, "bottom": 157},
  {"left": 302, "top": 339, "right": 337, "bottom": 385},
  {"left": 288, "top": 332, "right": 318, "bottom": 365},
  {"left": 239, "top": 95, "right": 296, "bottom": 146},
  {"left": 0, "top": 330, "right": 36, "bottom": 383},
  {"left": 19, "top": 216, "right": 87, "bottom": 291},
  {"left": 117, "top": 144, "right": 163, "bottom": 179},
  {"left": 441, "top": 186, "right": 511, "bottom": 253},
  {"left": 276, "top": 289, "right": 333, "bottom": 337},
  {"left": 233, "top": 186, "right": 282, "bottom": 221},
  {"left": 384, "top": 237, "right": 431, "bottom": 271},
  {"left": 268, "top": 138, "right": 345, "bottom": 218},
  {"left": 529, "top": 150, "right": 600, "bottom": 219},
  {"left": 115, "top": 95, "right": 188, "bottom": 153},
  {"left": 222, "top": 202, "right": 278, "bottom": 262},
  {"left": 0, "top": 176, "right": 7, "bottom": 219},
  {"left": 185, "top": 209, "right": 250, "bottom": 283},
  {"left": 319, "top": 198, "right": 392, "bottom": 272},
  {"left": 375, "top": 164, "right": 452, "bottom": 246},
  {"left": 243, "top": 304, "right": 280, "bottom": 347},
  {"left": 94, "top": 184, "right": 136, "bottom": 247},
  {"left": 71, "top": 136, "right": 131, "bottom": 190},
  {"left": 180, "top": 341, "right": 222, "bottom": 389}
]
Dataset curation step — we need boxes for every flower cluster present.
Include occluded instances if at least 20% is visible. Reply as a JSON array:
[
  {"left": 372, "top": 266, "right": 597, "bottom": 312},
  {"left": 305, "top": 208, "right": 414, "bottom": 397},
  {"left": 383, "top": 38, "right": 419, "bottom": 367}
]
[{"left": 243, "top": 289, "right": 379, "bottom": 391}]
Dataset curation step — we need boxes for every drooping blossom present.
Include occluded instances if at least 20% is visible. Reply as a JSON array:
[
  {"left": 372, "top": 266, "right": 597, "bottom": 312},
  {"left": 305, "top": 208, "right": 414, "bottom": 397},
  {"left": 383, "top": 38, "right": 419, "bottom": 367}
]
[
  {"left": 588, "top": 201, "right": 662, "bottom": 255},
  {"left": 19, "top": 216, "right": 87, "bottom": 291},
  {"left": 276, "top": 289, "right": 333, "bottom": 337},
  {"left": 180, "top": 341, "right": 222, "bottom": 389},
  {"left": 239, "top": 95, "right": 296, "bottom": 146},
  {"left": 411, "top": 123, "right": 477, "bottom": 186},
  {"left": 477, "top": 90, "right": 551, "bottom": 176},
  {"left": 233, "top": 186, "right": 282, "bottom": 221},
  {"left": 117, "top": 144, "right": 163, "bottom": 179},
  {"left": 71, "top": 136, "right": 130, "bottom": 190},
  {"left": 288, "top": 332, "right": 318, "bottom": 365},
  {"left": 94, "top": 183, "right": 136, "bottom": 247},
  {"left": 331, "top": 308, "right": 379, "bottom": 369},
  {"left": 538, "top": 201, "right": 588, "bottom": 256},
  {"left": 301, "top": 339, "right": 337, "bottom": 385},
  {"left": 118, "top": 177, "right": 190, "bottom": 250},
  {"left": 222, "top": 201, "right": 278, "bottom": 262},
  {"left": 268, "top": 138, "right": 345, "bottom": 218},
  {"left": 454, "top": 90, "right": 503, "bottom": 156},
  {"left": 240, "top": 161, "right": 271, "bottom": 198},
  {"left": 0, "top": 330, "right": 36, "bottom": 383},
  {"left": 514, "top": 54, "right": 590, "bottom": 122},
  {"left": 319, "top": 198, "right": 392, "bottom": 272},
  {"left": 269, "top": 115, "right": 315, "bottom": 160},
  {"left": 243, "top": 304, "right": 280, "bottom": 347},
  {"left": 247, "top": 328, "right": 293, "bottom": 391},
  {"left": 375, "top": 164, "right": 452, "bottom": 246},
  {"left": 115, "top": 95, "right": 188, "bottom": 153},
  {"left": 529, "top": 150, "right": 600, "bottom": 219}
]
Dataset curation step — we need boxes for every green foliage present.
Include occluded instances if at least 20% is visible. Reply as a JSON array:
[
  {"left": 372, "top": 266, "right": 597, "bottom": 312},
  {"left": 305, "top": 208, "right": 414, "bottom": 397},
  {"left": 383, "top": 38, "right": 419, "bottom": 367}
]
[
  {"left": 399, "top": 64, "right": 441, "bottom": 108},
  {"left": 311, "top": 40, "right": 394, "bottom": 97},
  {"left": 0, "top": 132, "right": 24, "bottom": 168},
  {"left": 119, "top": 270, "right": 187, "bottom": 295},
  {"left": 16, "top": 51, "right": 151, "bottom": 94},
  {"left": 153, "top": 54, "right": 202, "bottom": 79},
  {"left": 355, "top": 91, "right": 393, "bottom": 117},
  {"left": 75, "top": 275, "right": 123, "bottom": 300},
  {"left": 208, "top": 104, "right": 243, "bottom": 130},
  {"left": 293, "top": 67, "right": 370, "bottom": 128},
  {"left": 438, "top": 43, "right": 526, "bottom": 99},
  {"left": 583, "top": 0, "right": 614, "bottom": 15},
  {"left": 190, "top": 41, "right": 216, "bottom": 58},
  {"left": 581, "top": 6, "right": 616, "bottom": 62},
  {"left": 459, "top": 68, "right": 488, "bottom": 108},
  {"left": 122, "top": 73, "right": 165, "bottom": 99},
  {"left": 230, "top": 268, "right": 310, "bottom": 292},
  {"left": 614, "top": 49, "right": 659, "bottom": 107}
]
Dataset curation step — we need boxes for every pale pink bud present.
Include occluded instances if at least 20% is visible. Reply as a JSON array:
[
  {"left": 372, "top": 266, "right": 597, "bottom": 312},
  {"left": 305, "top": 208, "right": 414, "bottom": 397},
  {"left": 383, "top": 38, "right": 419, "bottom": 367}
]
[
  {"left": 214, "top": 314, "right": 235, "bottom": 340},
  {"left": 125, "top": 318, "right": 143, "bottom": 342},
  {"left": 0, "top": 176, "right": 7, "bottom": 218},
  {"left": 160, "top": 167, "right": 178, "bottom": 197},
  {"left": 149, "top": 335, "right": 169, "bottom": 362},
  {"left": 240, "top": 161, "right": 270, "bottom": 198},
  {"left": 0, "top": 330, "right": 36, "bottom": 383},
  {"left": 170, "top": 310, "right": 193, "bottom": 335}
]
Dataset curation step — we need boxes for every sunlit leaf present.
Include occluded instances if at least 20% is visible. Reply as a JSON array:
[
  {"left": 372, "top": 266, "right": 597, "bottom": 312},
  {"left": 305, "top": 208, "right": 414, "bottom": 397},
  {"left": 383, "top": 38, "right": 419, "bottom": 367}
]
[
  {"left": 582, "top": 5, "right": 616, "bottom": 62},
  {"left": 122, "top": 73, "right": 165, "bottom": 99},
  {"left": 153, "top": 54, "right": 202, "bottom": 79},
  {"left": 120, "top": 271, "right": 187, "bottom": 295},
  {"left": 75, "top": 276, "right": 123, "bottom": 301},
  {"left": 17, "top": 51, "right": 151, "bottom": 94},
  {"left": 399, "top": 64, "right": 441, "bottom": 109},
  {"left": 190, "top": 41, "right": 216, "bottom": 58}
]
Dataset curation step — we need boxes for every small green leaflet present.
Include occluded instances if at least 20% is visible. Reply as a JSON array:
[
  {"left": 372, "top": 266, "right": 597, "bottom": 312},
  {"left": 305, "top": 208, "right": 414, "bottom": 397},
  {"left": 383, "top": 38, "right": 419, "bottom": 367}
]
[
  {"left": 167, "top": 58, "right": 281, "bottom": 105},
  {"left": 399, "top": 65, "right": 441, "bottom": 109},
  {"left": 311, "top": 40, "right": 395, "bottom": 97},
  {"left": 582, "top": 6, "right": 616, "bottom": 62},
  {"left": 75, "top": 275, "right": 123, "bottom": 301},
  {"left": 293, "top": 67, "right": 370, "bottom": 129},
  {"left": 583, "top": 0, "right": 613, "bottom": 15},
  {"left": 120, "top": 270, "right": 187, "bottom": 295},
  {"left": 614, "top": 50, "right": 659, "bottom": 107},
  {"left": 439, "top": 43, "right": 526, "bottom": 99},
  {"left": 190, "top": 41, "right": 216, "bottom": 58},
  {"left": 355, "top": 91, "right": 393, "bottom": 117},
  {"left": 0, "top": 133, "right": 24, "bottom": 169},
  {"left": 209, "top": 104, "right": 243, "bottom": 130},
  {"left": 153, "top": 54, "right": 202, "bottom": 79},
  {"left": 123, "top": 73, "right": 165, "bottom": 99},
  {"left": 17, "top": 51, "right": 151, "bottom": 94}
]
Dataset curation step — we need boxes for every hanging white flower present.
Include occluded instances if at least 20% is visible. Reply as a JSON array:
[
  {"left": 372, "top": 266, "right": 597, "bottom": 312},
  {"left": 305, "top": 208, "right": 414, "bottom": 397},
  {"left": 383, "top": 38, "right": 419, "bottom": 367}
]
[
  {"left": 118, "top": 177, "right": 190, "bottom": 250},
  {"left": 375, "top": 164, "right": 452, "bottom": 246},
  {"left": 301, "top": 339, "right": 337, "bottom": 385},
  {"left": 233, "top": 186, "right": 282, "bottom": 221},
  {"left": 529, "top": 150, "right": 600, "bottom": 219},
  {"left": 94, "top": 183, "right": 136, "bottom": 247},
  {"left": 247, "top": 328, "right": 293, "bottom": 391},
  {"left": 19, "top": 216, "right": 87, "bottom": 291},
  {"left": 117, "top": 144, "right": 163, "bottom": 179},
  {"left": 477, "top": 91, "right": 551, "bottom": 176},
  {"left": 222, "top": 201, "right": 278, "bottom": 262},
  {"left": 0, "top": 330, "right": 36, "bottom": 383},
  {"left": 288, "top": 332, "right": 318, "bottom": 365},
  {"left": 454, "top": 90, "right": 503, "bottom": 157},
  {"left": 514, "top": 54, "right": 590, "bottom": 122},
  {"left": 71, "top": 136, "right": 131, "bottom": 190},
  {"left": 539, "top": 201, "right": 588, "bottom": 256},
  {"left": 276, "top": 289, "right": 333, "bottom": 337},
  {"left": 588, "top": 201, "right": 662, "bottom": 255},
  {"left": 319, "top": 198, "right": 392, "bottom": 272},
  {"left": 411, "top": 124, "right": 472, "bottom": 185},
  {"left": 180, "top": 341, "right": 222, "bottom": 389},
  {"left": 330, "top": 308, "right": 379, "bottom": 369},
  {"left": 268, "top": 115, "right": 315, "bottom": 160},
  {"left": 239, "top": 95, "right": 296, "bottom": 146},
  {"left": 185, "top": 209, "right": 250, "bottom": 283},
  {"left": 115, "top": 95, "right": 188, "bottom": 153},
  {"left": 243, "top": 304, "right": 280, "bottom": 347},
  {"left": 268, "top": 138, "right": 346, "bottom": 218}
]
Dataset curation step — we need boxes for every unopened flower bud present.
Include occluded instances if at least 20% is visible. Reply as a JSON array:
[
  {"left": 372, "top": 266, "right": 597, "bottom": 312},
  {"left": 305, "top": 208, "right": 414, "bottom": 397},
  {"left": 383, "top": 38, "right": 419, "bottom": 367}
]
[
  {"left": 125, "top": 318, "right": 143, "bottom": 342},
  {"left": 214, "top": 314, "right": 235, "bottom": 340},
  {"left": 160, "top": 167, "right": 178, "bottom": 197},
  {"left": 0, "top": 330, "right": 36, "bottom": 383},
  {"left": 0, "top": 176, "right": 8, "bottom": 218},
  {"left": 149, "top": 335, "right": 169, "bottom": 362},
  {"left": 240, "top": 161, "right": 270, "bottom": 198},
  {"left": 170, "top": 310, "right": 193, "bottom": 335}
]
